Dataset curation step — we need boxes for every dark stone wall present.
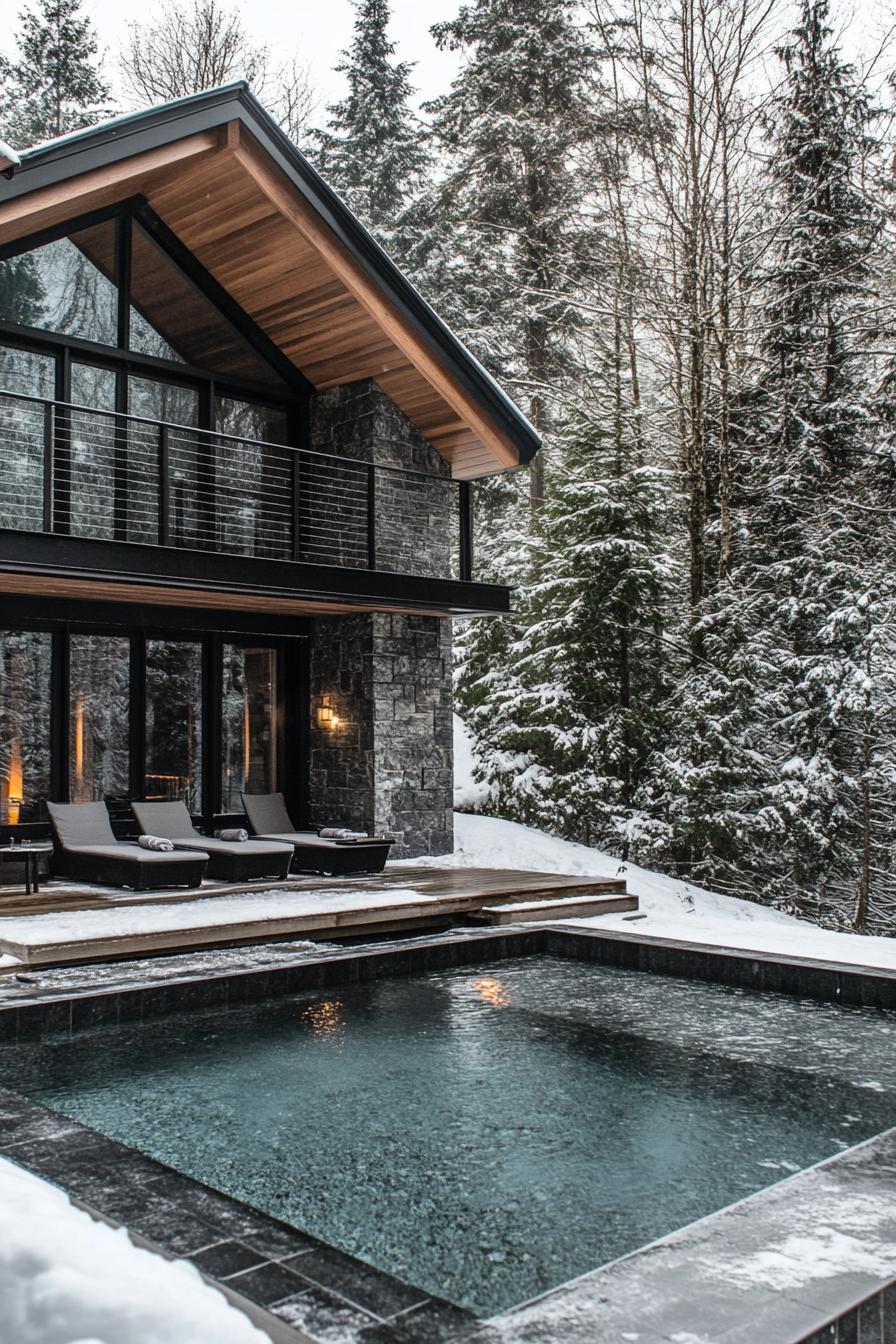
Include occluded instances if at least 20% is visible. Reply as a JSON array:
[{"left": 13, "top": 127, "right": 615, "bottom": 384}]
[
  {"left": 308, "top": 614, "right": 453, "bottom": 859},
  {"left": 306, "top": 378, "right": 454, "bottom": 859},
  {"left": 309, "top": 379, "right": 454, "bottom": 580}
]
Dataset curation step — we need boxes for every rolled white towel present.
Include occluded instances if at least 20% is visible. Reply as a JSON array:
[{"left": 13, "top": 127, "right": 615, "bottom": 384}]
[
  {"left": 319, "top": 827, "right": 368, "bottom": 840},
  {"left": 216, "top": 827, "right": 248, "bottom": 842},
  {"left": 138, "top": 834, "right": 174, "bottom": 852}
]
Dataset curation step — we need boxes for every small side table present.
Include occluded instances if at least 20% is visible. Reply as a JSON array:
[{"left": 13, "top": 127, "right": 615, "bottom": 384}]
[{"left": 0, "top": 845, "right": 53, "bottom": 895}]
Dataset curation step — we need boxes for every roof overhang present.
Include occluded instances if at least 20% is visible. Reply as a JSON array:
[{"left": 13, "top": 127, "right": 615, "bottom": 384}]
[{"left": 0, "top": 84, "right": 541, "bottom": 480}]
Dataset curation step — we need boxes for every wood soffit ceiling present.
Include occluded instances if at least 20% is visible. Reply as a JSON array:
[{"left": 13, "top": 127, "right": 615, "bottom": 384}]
[{"left": 0, "top": 115, "right": 538, "bottom": 480}]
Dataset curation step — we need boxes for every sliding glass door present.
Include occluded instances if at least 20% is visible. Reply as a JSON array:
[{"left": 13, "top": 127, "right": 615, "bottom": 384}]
[
  {"left": 69, "top": 634, "right": 130, "bottom": 804},
  {"left": 221, "top": 645, "right": 280, "bottom": 813},
  {"left": 145, "top": 640, "right": 203, "bottom": 810},
  {"left": 0, "top": 631, "right": 52, "bottom": 823}
]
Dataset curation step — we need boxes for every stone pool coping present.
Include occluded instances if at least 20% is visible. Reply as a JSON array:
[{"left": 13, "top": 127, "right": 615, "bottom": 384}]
[{"left": 2, "top": 924, "right": 896, "bottom": 1343}]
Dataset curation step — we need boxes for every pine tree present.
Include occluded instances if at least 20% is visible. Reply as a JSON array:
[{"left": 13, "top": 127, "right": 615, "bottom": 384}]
[
  {"left": 0, "top": 0, "right": 111, "bottom": 148},
  {"left": 312, "top": 0, "right": 428, "bottom": 245},
  {"left": 457, "top": 403, "right": 673, "bottom": 855},
  {"left": 421, "top": 0, "right": 602, "bottom": 509},
  {"left": 739, "top": 0, "right": 892, "bottom": 924}
]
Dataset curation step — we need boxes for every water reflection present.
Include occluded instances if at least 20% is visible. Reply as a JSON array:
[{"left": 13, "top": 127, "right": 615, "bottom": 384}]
[
  {"left": 301, "top": 999, "right": 344, "bottom": 1037},
  {"left": 473, "top": 976, "right": 510, "bottom": 1007}
]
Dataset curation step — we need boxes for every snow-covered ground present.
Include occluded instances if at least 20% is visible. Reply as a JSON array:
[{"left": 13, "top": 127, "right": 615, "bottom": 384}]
[
  {"left": 436, "top": 713, "right": 896, "bottom": 971},
  {"left": 418, "top": 809, "right": 896, "bottom": 971},
  {"left": 0, "top": 1157, "right": 267, "bottom": 1344}
]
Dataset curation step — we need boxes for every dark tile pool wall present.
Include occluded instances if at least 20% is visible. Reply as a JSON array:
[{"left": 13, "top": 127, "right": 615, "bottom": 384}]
[
  {"left": 0, "top": 931, "right": 546, "bottom": 1043},
  {"left": 3, "top": 925, "right": 896, "bottom": 1046}
]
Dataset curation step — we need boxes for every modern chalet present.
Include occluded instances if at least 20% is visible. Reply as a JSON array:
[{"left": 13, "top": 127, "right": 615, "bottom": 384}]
[{"left": 0, "top": 84, "right": 539, "bottom": 860}]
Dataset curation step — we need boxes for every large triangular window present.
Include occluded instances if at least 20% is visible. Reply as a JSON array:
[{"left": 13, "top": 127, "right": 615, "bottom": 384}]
[
  {"left": 0, "top": 204, "right": 292, "bottom": 390},
  {"left": 0, "top": 218, "right": 119, "bottom": 345}
]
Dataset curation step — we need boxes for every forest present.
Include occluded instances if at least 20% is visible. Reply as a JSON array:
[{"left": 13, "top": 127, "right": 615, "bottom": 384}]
[{"left": 2, "top": 0, "right": 896, "bottom": 931}]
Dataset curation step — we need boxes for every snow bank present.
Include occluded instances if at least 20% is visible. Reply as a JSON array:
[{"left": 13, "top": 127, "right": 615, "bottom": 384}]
[
  {"left": 0, "top": 1157, "right": 267, "bottom": 1344},
  {"left": 453, "top": 713, "right": 491, "bottom": 810},
  {"left": 409, "top": 811, "right": 896, "bottom": 973}
]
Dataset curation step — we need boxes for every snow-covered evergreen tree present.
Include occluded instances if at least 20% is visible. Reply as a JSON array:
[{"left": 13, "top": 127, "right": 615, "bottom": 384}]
[
  {"left": 312, "top": 0, "right": 428, "bottom": 249},
  {"left": 737, "top": 0, "right": 893, "bottom": 924},
  {"left": 457, "top": 401, "right": 673, "bottom": 854},
  {"left": 0, "top": 0, "right": 111, "bottom": 148},
  {"left": 420, "top": 0, "right": 602, "bottom": 507}
]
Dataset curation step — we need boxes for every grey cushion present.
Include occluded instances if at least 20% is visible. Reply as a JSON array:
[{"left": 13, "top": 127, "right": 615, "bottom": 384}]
[
  {"left": 131, "top": 800, "right": 197, "bottom": 840},
  {"left": 48, "top": 801, "right": 117, "bottom": 849},
  {"left": 241, "top": 792, "right": 295, "bottom": 836},
  {"left": 65, "top": 843, "right": 209, "bottom": 865}
]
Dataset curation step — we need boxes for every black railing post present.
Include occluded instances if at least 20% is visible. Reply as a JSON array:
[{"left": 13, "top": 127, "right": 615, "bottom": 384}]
[
  {"left": 42, "top": 401, "right": 55, "bottom": 532},
  {"left": 459, "top": 480, "right": 473, "bottom": 581},
  {"left": 158, "top": 423, "right": 171, "bottom": 547},
  {"left": 292, "top": 450, "right": 302, "bottom": 562},
  {"left": 366, "top": 462, "right": 377, "bottom": 571}
]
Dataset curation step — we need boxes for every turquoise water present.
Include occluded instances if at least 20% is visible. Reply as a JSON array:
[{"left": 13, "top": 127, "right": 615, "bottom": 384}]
[{"left": 6, "top": 956, "right": 896, "bottom": 1315}]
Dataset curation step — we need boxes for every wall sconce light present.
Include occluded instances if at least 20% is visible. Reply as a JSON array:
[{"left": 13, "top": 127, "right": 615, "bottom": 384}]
[{"left": 317, "top": 695, "right": 342, "bottom": 730}]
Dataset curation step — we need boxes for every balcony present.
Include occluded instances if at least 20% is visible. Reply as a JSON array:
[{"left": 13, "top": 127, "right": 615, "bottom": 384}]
[{"left": 0, "top": 389, "right": 502, "bottom": 616}]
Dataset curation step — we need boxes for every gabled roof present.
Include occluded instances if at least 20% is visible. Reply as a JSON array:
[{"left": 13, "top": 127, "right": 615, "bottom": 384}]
[{"left": 0, "top": 84, "right": 541, "bottom": 479}]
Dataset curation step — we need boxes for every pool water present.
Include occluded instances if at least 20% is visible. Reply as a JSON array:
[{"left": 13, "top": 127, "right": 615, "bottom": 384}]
[{"left": 6, "top": 956, "right": 896, "bottom": 1315}]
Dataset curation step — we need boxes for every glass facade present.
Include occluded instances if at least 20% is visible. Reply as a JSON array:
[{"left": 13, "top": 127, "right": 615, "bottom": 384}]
[
  {"left": 0, "top": 206, "right": 302, "bottom": 831},
  {"left": 222, "top": 646, "right": 280, "bottom": 813},
  {"left": 0, "top": 221, "right": 119, "bottom": 345},
  {"left": 69, "top": 635, "right": 130, "bottom": 803},
  {"left": 0, "top": 631, "right": 52, "bottom": 824},
  {"left": 0, "top": 627, "right": 291, "bottom": 828},
  {"left": 0, "top": 206, "right": 296, "bottom": 557},
  {"left": 145, "top": 640, "right": 204, "bottom": 810}
]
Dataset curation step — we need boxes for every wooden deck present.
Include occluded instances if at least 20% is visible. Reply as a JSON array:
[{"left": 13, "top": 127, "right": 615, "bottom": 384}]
[{"left": 0, "top": 867, "right": 636, "bottom": 969}]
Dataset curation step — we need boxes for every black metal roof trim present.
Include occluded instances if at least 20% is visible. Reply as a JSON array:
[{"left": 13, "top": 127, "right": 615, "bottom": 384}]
[{"left": 4, "top": 84, "right": 541, "bottom": 470}]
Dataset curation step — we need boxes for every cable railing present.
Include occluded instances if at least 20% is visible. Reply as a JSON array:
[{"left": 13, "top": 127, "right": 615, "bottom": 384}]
[{"left": 0, "top": 388, "right": 474, "bottom": 582}]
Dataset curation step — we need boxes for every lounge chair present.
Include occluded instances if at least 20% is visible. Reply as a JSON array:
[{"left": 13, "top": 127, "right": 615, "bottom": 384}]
[
  {"left": 131, "top": 801, "right": 293, "bottom": 882},
  {"left": 241, "top": 792, "right": 392, "bottom": 876},
  {"left": 47, "top": 801, "right": 208, "bottom": 891}
]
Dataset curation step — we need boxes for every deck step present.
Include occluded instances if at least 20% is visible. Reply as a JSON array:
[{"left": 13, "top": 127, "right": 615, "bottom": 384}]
[{"left": 478, "top": 892, "right": 637, "bottom": 925}]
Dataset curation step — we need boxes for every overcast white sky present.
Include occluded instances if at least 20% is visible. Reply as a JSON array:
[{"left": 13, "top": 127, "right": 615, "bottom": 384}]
[{"left": 0, "top": 0, "right": 463, "bottom": 117}]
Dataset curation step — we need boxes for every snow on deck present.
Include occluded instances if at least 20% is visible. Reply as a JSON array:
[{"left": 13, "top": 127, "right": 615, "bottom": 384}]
[{"left": 0, "top": 885, "right": 427, "bottom": 947}]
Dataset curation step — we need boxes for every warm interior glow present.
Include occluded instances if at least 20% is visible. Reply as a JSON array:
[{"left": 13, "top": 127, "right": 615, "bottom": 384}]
[
  {"left": 243, "top": 696, "right": 251, "bottom": 782},
  {"left": 472, "top": 976, "right": 510, "bottom": 1007},
  {"left": 6, "top": 740, "right": 22, "bottom": 825},
  {"left": 74, "top": 692, "right": 85, "bottom": 783}
]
